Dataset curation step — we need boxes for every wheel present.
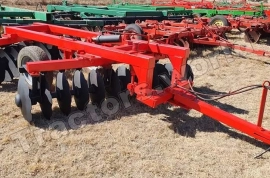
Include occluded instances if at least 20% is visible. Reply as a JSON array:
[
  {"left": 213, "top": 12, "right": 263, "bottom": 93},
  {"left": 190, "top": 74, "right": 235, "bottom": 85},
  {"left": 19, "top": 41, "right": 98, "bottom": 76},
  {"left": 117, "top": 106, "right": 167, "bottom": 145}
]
[
  {"left": 88, "top": 69, "right": 106, "bottom": 107},
  {"left": 33, "top": 42, "right": 62, "bottom": 60},
  {"left": 17, "top": 46, "right": 53, "bottom": 89},
  {"left": 124, "top": 24, "right": 143, "bottom": 40},
  {"left": 209, "top": 15, "right": 229, "bottom": 27}
]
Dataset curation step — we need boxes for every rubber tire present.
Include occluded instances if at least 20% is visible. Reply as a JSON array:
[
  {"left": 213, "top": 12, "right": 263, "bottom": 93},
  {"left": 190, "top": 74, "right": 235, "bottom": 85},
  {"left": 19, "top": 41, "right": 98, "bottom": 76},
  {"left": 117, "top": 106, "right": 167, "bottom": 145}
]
[
  {"left": 17, "top": 46, "right": 53, "bottom": 88},
  {"left": 124, "top": 24, "right": 143, "bottom": 40},
  {"left": 33, "top": 42, "right": 62, "bottom": 60},
  {"left": 209, "top": 15, "right": 229, "bottom": 26}
]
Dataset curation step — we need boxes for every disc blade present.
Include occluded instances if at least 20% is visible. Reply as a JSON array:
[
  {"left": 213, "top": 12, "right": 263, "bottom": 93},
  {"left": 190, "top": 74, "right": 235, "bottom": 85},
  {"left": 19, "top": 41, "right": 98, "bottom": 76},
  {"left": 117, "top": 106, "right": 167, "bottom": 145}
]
[
  {"left": 244, "top": 30, "right": 261, "bottom": 43},
  {"left": 249, "top": 31, "right": 261, "bottom": 43},
  {"left": 56, "top": 72, "right": 71, "bottom": 115},
  {"left": 4, "top": 46, "right": 20, "bottom": 79},
  {"left": 0, "top": 57, "right": 7, "bottom": 84},
  {"left": 244, "top": 33, "right": 250, "bottom": 43},
  {"left": 104, "top": 69, "right": 121, "bottom": 99},
  {"left": 17, "top": 74, "right": 32, "bottom": 122},
  {"left": 116, "top": 65, "right": 131, "bottom": 91},
  {"left": 73, "top": 70, "right": 89, "bottom": 110},
  {"left": 39, "top": 76, "right": 52, "bottom": 119},
  {"left": 88, "top": 69, "right": 105, "bottom": 107}
]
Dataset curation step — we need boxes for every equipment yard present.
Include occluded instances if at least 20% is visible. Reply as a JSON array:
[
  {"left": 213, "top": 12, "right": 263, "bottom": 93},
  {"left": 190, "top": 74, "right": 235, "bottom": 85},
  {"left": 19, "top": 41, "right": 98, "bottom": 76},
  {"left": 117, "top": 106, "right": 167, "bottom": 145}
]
[{"left": 1, "top": 0, "right": 270, "bottom": 177}]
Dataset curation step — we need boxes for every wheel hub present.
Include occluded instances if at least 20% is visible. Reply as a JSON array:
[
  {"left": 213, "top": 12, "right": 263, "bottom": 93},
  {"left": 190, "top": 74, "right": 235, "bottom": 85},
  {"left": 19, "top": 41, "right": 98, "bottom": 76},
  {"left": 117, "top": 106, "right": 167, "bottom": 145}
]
[{"left": 213, "top": 20, "right": 224, "bottom": 27}]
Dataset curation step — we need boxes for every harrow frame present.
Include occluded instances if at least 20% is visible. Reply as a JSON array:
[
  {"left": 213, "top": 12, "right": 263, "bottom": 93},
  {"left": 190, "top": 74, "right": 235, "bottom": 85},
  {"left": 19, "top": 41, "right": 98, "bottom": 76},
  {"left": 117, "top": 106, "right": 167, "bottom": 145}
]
[{"left": 1, "top": 23, "right": 270, "bottom": 146}]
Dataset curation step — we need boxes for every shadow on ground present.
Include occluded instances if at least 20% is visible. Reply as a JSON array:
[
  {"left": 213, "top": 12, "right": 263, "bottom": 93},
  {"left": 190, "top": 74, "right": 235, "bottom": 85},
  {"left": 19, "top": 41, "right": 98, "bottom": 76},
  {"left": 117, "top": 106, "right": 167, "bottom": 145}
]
[
  {"left": 27, "top": 85, "right": 270, "bottom": 150},
  {"left": 0, "top": 79, "right": 18, "bottom": 92}
]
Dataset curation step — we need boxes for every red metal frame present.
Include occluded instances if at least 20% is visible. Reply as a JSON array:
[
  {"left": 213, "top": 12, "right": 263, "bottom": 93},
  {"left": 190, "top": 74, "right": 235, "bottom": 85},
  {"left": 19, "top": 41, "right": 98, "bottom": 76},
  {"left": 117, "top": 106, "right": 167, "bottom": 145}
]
[
  {"left": 151, "top": 0, "right": 267, "bottom": 11},
  {"left": 2, "top": 23, "right": 270, "bottom": 145},
  {"left": 151, "top": 0, "right": 214, "bottom": 9},
  {"left": 104, "top": 19, "right": 270, "bottom": 56}
]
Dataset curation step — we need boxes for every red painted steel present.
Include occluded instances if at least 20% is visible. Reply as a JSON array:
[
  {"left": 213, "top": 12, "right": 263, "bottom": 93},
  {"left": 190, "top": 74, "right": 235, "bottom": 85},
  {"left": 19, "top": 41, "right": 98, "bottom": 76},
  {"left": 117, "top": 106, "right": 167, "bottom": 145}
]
[
  {"left": 151, "top": 0, "right": 215, "bottom": 9},
  {"left": 104, "top": 19, "right": 270, "bottom": 57},
  {"left": 1, "top": 23, "right": 270, "bottom": 146},
  {"left": 257, "top": 81, "right": 270, "bottom": 127},
  {"left": 151, "top": 0, "right": 267, "bottom": 11},
  {"left": 170, "top": 86, "right": 270, "bottom": 145}
]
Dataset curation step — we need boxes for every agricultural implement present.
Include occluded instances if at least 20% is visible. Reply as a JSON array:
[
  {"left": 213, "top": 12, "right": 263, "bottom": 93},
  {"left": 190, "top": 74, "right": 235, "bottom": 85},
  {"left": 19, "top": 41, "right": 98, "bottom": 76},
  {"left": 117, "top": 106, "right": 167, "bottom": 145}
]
[
  {"left": 104, "top": 18, "right": 270, "bottom": 57},
  {"left": 0, "top": 3, "right": 195, "bottom": 84},
  {"left": 2, "top": 1, "right": 270, "bottom": 85},
  {"left": 1, "top": 0, "right": 270, "bottom": 43},
  {"left": 151, "top": 0, "right": 270, "bottom": 17},
  {"left": 1, "top": 17, "right": 270, "bottom": 84},
  {"left": 0, "top": 4, "right": 193, "bottom": 27},
  {"left": 46, "top": 1, "right": 270, "bottom": 43},
  {"left": 0, "top": 23, "right": 269, "bottom": 148},
  {"left": 49, "top": 1, "right": 266, "bottom": 18}
]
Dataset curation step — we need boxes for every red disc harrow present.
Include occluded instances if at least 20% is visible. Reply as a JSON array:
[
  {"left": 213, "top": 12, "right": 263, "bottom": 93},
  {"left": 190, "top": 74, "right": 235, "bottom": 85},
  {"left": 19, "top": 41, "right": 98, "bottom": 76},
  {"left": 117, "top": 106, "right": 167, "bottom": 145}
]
[{"left": 0, "top": 23, "right": 267, "bottom": 147}]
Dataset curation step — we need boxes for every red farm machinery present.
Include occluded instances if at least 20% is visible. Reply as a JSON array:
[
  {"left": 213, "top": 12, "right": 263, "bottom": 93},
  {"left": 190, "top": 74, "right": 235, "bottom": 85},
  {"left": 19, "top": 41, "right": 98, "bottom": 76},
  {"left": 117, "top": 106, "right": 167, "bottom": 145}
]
[
  {"left": 151, "top": 0, "right": 269, "bottom": 11},
  {"left": 0, "top": 22, "right": 268, "bottom": 147},
  {"left": 103, "top": 18, "right": 270, "bottom": 56},
  {"left": 149, "top": 0, "right": 270, "bottom": 43}
]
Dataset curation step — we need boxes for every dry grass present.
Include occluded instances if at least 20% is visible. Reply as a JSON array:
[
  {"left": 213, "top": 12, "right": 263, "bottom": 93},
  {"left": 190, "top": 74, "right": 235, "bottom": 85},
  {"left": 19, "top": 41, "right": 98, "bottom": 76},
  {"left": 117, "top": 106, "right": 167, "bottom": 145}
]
[{"left": 1, "top": 0, "right": 270, "bottom": 177}]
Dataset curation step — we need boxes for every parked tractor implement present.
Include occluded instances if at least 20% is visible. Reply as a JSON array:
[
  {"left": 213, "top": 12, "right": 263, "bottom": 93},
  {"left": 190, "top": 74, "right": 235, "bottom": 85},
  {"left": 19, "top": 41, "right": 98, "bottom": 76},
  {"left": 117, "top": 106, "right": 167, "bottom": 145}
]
[
  {"left": 46, "top": 1, "right": 270, "bottom": 43},
  {"left": 0, "top": 3, "right": 194, "bottom": 84},
  {"left": 0, "top": 4, "right": 193, "bottom": 27},
  {"left": 1, "top": 16, "right": 270, "bottom": 84},
  {"left": 151, "top": 0, "right": 269, "bottom": 17},
  {"left": 0, "top": 23, "right": 268, "bottom": 147},
  {"left": 104, "top": 19, "right": 270, "bottom": 57}
]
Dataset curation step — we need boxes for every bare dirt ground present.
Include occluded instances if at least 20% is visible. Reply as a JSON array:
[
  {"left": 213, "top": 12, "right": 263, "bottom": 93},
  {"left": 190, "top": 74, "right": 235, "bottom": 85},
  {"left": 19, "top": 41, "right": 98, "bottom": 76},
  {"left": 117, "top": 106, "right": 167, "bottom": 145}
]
[{"left": 1, "top": 0, "right": 270, "bottom": 177}]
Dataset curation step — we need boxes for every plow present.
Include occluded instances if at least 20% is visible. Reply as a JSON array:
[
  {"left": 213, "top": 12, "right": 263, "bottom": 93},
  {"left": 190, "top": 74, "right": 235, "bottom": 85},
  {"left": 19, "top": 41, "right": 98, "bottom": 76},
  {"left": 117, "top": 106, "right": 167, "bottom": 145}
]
[{"left": 0, "top": 0, "right": 269, "bottom": 149}]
